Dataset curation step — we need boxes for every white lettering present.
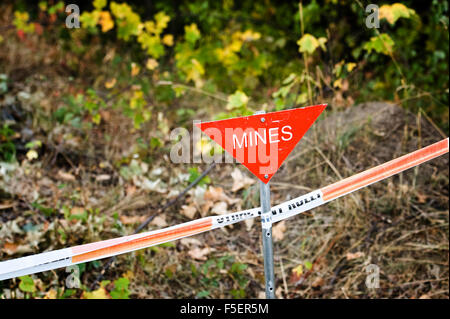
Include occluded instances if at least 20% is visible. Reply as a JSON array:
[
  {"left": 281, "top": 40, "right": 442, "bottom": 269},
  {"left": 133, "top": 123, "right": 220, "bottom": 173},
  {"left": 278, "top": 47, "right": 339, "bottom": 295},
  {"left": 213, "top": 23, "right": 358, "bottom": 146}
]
[
  {"left": 233, "top": 133, "right": 247, "bottom": 149},
  {"left": 268, "top": 127, "right": 279, "bottom": 143},
  {"left": 255, "top": 129, "right": 266, "bottom": 146},
  {"left": 281, "top": 125, "right": 293, "bottom": 141}
]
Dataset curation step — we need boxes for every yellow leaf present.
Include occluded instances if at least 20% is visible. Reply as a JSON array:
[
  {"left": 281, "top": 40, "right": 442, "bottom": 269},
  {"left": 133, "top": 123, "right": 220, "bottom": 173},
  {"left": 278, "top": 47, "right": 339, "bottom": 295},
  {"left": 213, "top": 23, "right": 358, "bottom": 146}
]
[
  {"left": 333, "top": 78, "right": 342, "bottom": 89},
  {"left": 240, "top": 30, "right": 261, "bottom": 41},
  {"left": 15, "top": 11, "right": 30, "bottom": 22},
  {"left": 162, "top": 34, "right": 174, "bottom": 46},
  {"left": 229, "top": 39, "right": 243, "bottom": 52},
  {"left": 131, "top": 62, "right": 140, "bottom": 76},
  {"left": 105, "top": 78, "right": 116, "bottom": 89},
  {"left": 98, "top": 11, "right": 114, "bottom": 32},
  {"left": 292, "top": 264, "right": 303, "bottom": 277},
  {"left": 346, "top": 62, "right": 356, "bottom": 72},
  {"left": 26, "top": 149, "right": 38, "bottom": 160},
  {"left": 146, "top": 58, "right": 159, "bottom": 70},
  {"left": 123, "top": 270, "right": 134, "bottom": 280},
  {"left": 379, "top": 3, "right": 415, "bottom": 25},
  {"left": 155, "top": 12, "right": 170, "bottom": 32},
  {"left": 379, "top": 5, "right": 395, "bottom": 25},
  {"left": 44, "top": 289, "right": 58, "bottom": 299},
  {"left": 82, "top": 287, "right": 110, "bottom": 299},
  {"left": 144, "top": 21, "right": 156, "bottom": 33}
]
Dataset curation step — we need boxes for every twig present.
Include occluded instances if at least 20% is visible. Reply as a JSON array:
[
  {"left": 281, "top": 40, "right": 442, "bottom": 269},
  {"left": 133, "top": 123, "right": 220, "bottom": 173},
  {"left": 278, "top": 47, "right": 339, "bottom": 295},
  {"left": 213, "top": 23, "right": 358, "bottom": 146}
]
[
  {"left": 419, "top": 108, "right": 447, "bottom": 139},
  {"left": 278, "top": 256, "right": 288, "bottom": 296},
  {"left": 299, "top": 2, "right": 313, "bottom": 105}
]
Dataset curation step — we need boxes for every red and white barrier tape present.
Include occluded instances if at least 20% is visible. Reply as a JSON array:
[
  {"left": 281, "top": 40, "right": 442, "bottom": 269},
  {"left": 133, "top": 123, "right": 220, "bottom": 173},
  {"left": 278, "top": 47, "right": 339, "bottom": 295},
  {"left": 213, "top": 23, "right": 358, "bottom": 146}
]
[{"left": 0, "top": 138, "right": 448, "bottom": 281}]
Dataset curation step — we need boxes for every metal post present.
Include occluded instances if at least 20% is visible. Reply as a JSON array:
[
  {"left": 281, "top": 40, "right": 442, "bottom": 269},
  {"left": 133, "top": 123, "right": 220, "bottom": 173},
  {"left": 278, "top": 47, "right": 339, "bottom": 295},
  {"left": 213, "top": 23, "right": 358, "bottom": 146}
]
[
  {"left": 255, "top": 109, "right": 276, "bottom": 299},
  {"left": 260, "top": 180, "right": 276, "bottom": 298}
]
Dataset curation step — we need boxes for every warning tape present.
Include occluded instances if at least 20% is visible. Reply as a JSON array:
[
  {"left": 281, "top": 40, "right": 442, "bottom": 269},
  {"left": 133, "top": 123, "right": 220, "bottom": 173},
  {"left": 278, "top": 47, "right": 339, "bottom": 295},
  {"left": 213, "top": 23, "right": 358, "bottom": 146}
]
[{"left": 0, "top": 138, "right": 448, "bottom": 281}]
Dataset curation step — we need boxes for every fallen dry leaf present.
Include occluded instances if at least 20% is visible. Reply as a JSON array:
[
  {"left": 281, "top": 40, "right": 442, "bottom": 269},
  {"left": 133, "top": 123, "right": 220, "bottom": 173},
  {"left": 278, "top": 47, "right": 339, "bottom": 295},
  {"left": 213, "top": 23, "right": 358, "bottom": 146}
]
[
  {"left": 312, "top": 277, "right": 325, "bottom": 288},
  {"left": 57, "top": 170, "right": 76, "bottom": 182},
  {"left": 272, "top": 221, "right": 286, "bottom": 241},
  {"left": 200, "top": 200, "right": 214, "bottom": 216},
  {"left": 151, "top": 215, "right": 168, "bottom": 228},
  {"left": 275, "top": 286, "right": 284, "bottom": 299},
  {"left": 120, "top": 215, "right": 146, "bottom": 225},
  {"left": 180, "top": 238, "right": 202, "bottom": 247},
  {"left": 204, "top": 186, "right": 225, "bottom": 201},
  {"left": 70, "top": 206, "right": 85, "bottom": 215},
  {"left": 211, "top": 202, "right": 227, "bottom": 215},
  {"left": 244, "top": 218, "right": 254, "bottom": 231},
  {"left": 346, "top": 251, "right": 365, "bottom": 260},
  {"left": 126, "top": 185, "right": 137, "bottom": 196},
  {"left": 187, "top": 247, "right": 215, "bottom": 261},
  {"left": 416, "top": 192, "right": 428, "bottom": 204},
  {"left": 0, "top": 202, "right": 14, "bottom": 210},
  {"left": 181, "top": 204, "right": 197, "bottom": 219},
  {"left": 231, "top": 168, "right": 255, "bottom": 192},
  {"left": 96, "top": 174, "right": 111, "bottom": 182},
  {"left": 2, "top": 242, "right": 18, "bottom": 255},
  {"left": 205, "top": 186, "right": 240, "bottom": 205}
]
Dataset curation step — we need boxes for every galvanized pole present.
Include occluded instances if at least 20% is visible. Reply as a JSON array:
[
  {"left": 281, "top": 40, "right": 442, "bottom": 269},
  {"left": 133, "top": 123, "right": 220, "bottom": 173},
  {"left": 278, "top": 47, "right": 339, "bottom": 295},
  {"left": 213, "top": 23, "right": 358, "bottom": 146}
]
[
  {"left": 256, "top": 110, "right": 276, "bottom": 299},
  {"left": 260, "top": 179, "right": 276, "bottom": 298}
]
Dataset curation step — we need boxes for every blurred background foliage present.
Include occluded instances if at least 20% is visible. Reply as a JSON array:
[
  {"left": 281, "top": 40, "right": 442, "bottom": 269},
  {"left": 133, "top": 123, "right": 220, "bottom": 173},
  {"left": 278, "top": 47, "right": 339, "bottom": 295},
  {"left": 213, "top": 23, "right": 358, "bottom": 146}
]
[{"left": 4, "top": 0, "right": 449, "bottom": 132}]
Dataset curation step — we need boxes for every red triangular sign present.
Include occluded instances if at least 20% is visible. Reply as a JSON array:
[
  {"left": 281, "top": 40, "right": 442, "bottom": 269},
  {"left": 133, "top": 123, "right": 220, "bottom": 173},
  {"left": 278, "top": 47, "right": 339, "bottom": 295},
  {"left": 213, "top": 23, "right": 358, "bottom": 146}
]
[{"left": 196, "top": 104, "right": 327, "bottom": 183}]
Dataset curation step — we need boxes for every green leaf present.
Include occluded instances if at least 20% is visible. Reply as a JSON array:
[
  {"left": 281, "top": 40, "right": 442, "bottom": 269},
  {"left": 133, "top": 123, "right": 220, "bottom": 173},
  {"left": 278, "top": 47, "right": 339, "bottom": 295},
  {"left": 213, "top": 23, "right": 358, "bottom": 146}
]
[
  {"left": 19, "top": 275, "right": 35, "bottom": 293},
  {"left": 80, "top": 11, "right": 100, "bottom": 29},
  {"left": 363, "top": 33, "right": 395, "bottom": 55},
  {"left": 282, "top": 73, "right": 297, "bottom": 85},
  {"left": 305, "top": 261, "right": 313, "bottom": 270},
  {"left": 154, "top": 12, "right": 170, "bottom": 32},
  {"left": 150, "top": 137, "right": 162, "bottom": 149},
  {"left": 185, "top": 23, "right": 201, "bottom": 44},
  {"left": 25, "top": 140, "right": 42, "bottom": 149},
  {"left": 196, "top": 290, "right": 209, "bottom": 298},
  {"left": 61, "top": 289, "right": 76, "bottom": 298},
  {"left": 93, "top": 0, "right": 107, "bottom": 10},
  {"left": 110, "top": 277, "right": 130, "bottom": 299},
  {"left": 296, "top": 92, "right": 308, "bottom": 104},
  {"left": 187, "top": 167, "right": 211, "bottom": 186},
  {"left": 297, "top": 34, "right": 327, "bottom": 54},
  {"left": 230, "top": 262, "right": 247, "bottom": 274},
  {"left": 226, "top": 90, "right": 249, "bottom": 110}
]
